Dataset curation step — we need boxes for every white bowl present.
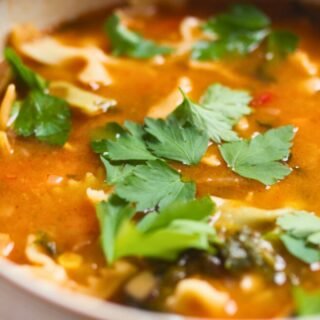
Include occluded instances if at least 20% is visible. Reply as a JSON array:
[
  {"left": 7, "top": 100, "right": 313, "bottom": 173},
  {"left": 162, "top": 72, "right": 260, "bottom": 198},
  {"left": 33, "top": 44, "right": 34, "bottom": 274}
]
[{"left": 0, "top": 1, "right": 319, "bottom": 319}]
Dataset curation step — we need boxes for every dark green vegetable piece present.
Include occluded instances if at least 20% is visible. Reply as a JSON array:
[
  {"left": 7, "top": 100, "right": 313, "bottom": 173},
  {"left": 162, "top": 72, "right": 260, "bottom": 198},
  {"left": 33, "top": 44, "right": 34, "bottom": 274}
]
[
  {"left": 104, "top": 14, "right": 173, "bottom": 59},
  {"left": 14, "top": 91, "right": 71, "bottom": 146},
  {"left": 4, "top": 47, "right": 47, "bottom": 91}
]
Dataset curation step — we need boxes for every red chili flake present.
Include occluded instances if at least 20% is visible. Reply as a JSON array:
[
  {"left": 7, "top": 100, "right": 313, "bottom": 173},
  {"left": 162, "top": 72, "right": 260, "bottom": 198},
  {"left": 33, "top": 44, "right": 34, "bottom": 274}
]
[{"left": 250, "top": 92, "right": 274, "bottom": 108}]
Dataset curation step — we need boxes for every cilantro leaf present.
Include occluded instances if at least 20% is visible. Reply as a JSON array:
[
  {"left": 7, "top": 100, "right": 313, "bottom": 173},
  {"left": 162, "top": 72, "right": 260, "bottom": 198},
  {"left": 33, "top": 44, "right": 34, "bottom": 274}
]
[
  {"left": 192, "top": 30, "right": 268, "bottom": 61},
  {"left": 193, "top": 4, "right": 270, "bottom": 60},
  {"left": 97, "top": 196, "right": 216, "bottom": 264},
  {"left": 101, "top": 157, "right": 134, "bottom": 185},
  {"left": 144, "top": 117, "right": 209, "bottom": 165},
  {"left": 208, "top": 4, "right": 270, "bottom": 30},
  {"left": 116, "top": 219, "right": 215, "bottom": 261},
  {"left": 192, "top": 4, "right": 298, "bottom": 61},
  {"left": 104, "top": 14, "right": 173, "bottom": 59},
  {"left": 200, "top": 84, "right": 252, "bottom": 124},
  {"left": 267, "top": 31, "right": 299, "bottom": 60},
  {"left": 96, "top": 195, "right": 135, "bottom": 263},
  {"left": 4, "top": 47, "right": 47, "bottom": 91},
  {"left": 293, "top": 287, "right": 320, "bottom": 316},
  {"left": 172, "top": 85, "right": 252, "bottom": 143},
  {"left": 219, "top": 125, "right": 295, "bottom": 185},
  {"left": 277, "top": 211, "right": 320, "bottom": 263},
  {"left": 115, "top": 160, "right": 196, "bottom": 211},
  {"left": 105, "top": 121, "right": 156, "bottom": 161},
  {"left": 91, "top": 122, "right": 125, "bottom": 154},
  {"left": 137, "top": 196, "right": 215, "bottom": 232},
  {"left": 14, "top": 91, "right": 71, "bottom": 146}
]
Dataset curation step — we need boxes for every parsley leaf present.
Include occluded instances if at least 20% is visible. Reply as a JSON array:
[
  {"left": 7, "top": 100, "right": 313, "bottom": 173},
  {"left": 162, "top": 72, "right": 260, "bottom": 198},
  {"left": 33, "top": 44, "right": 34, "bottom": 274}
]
[
  {"left": 14, "top": 91, "right": 71, "bottom": 146},
  {"left": 172, "top": 85, "right": 252, "bottom": 143},
  {"left": 4, "top": 47, "right": 47, "bottom": 91},
  {"left": 293, "top": 287, "right": 320, "bottom": 316},
  {"left": 97, "top": 196, "right": 216, "bottom": 264},
  {"left": 219, "top": 125, "right": 295, "bottom": 185},
  {"left": 267, "top": 30, "right": 299, "bottom": 60},
  {"left": 277, "top": 211, "right": 320, "bottom": 263},
  {"left": 145, "top": 117, "right": 209, "bottom": 165},
  {"left": 104, "top": 14, "right": 173, "bottom": 59},
  {"left": 115, "top": 160, "right": 196, "bottom": 211}
]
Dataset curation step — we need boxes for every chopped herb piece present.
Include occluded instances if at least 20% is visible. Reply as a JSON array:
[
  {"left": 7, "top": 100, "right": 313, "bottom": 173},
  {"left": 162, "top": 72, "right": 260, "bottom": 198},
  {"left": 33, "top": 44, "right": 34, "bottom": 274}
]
[
  {"left": 101, "top": 157, "right": 134, "bottom": 185},
  {"left": 91, "top": 122, "right": 125, "bottom": 154},
  {"left": 200, "top": 84, "right": 252, "bottom": 124},
  {"left": 97, "top": 195, "right": 135, "bottom": 263},
  {"left": 172, "top": 85, "right": 252, "bottom": 143},
  {"left": 192, "top": 30, "right": 268, "bottom": 60},
  {"left": 4, "top": 47, "right": 47, "bottom": 91},
  {"left": 219, "top": 125, "right": 295, "bottom": 185},
  {"left": 104, "top": 14, "right": 173, "bottom": 59},
  {"left": 34, "top": 231, "right": 57, "bottom": 256},
  {"left": 192, "top": 4, "right": 298, "bottom": 61},
  {"left": 193, "top": 4, "right": 270, "bottom": 60},
  {"left": 267, "top": 31, "right": 299, "bottom": 60},
  {"left": 116, "top": 160, "right": 196, "bottom": 211},
  {"left": 145, "top": 117, "right": 209, "bottom": 165},
  {"left": 293, "top": 287, "right": 320, "bottom": 316},
  {"left": 106, "top": 121, "right": 156, "bottom": 161},
  {"left": 14, "top": 91, "right": 71, "bottom": 146},
  {"left": 138, "top": 196, "right": 215, "bottom": 232},
  {"left": 97, "top": 197, "right": 216, "bottom": 264},
  {"left": 277, "top": 211, "right": 320, "bottom": 263},
  {"left": 205, "top": 4, "right": 270, "bottom": 30}
]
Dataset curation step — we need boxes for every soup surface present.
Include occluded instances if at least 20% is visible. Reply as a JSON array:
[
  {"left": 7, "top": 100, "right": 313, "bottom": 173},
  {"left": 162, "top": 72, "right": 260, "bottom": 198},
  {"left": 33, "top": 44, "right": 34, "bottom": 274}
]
[{"left": 1, "top": 1, "right": 320, "bottom": 318}]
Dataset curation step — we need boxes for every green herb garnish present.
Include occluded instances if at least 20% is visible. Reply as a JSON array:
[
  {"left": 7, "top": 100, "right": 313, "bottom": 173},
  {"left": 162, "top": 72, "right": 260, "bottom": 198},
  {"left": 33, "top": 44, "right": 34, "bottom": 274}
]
[
  {"left": 172, "top": 84, "right": 252, "bottom": 143},
  {"left": 115, "top": 160, "right": 196, "bottom": 211},
  {"left": 277, "top": 211, "right": 320, "bottom": 263},
  {"left": 4, "top": 47, "right": 47, "bottom": 91},
  {"left": 97, "top": 196, "right": 216, "bottom": 264},
  {"left": 104, "top": 14, "right": 173, "bottom": 59},
  {"left": 145, "top": 117, "right": 209, "bottom": 165},
  {"left": 219, "top": 125, "right": 295, "bottom": 185},
  {"left": 14, "top": 91, "right": 71, "bottom": 146},
  {"left": 192, "top": 4, "right": 298, "bottom": 61}
]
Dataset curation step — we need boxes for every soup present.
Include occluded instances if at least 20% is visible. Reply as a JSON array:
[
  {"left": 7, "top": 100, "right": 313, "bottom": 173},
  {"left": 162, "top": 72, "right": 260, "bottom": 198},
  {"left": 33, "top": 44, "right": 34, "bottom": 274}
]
[{"left": 1, "top": 1, "right": 320, "bottom": 318}]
